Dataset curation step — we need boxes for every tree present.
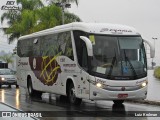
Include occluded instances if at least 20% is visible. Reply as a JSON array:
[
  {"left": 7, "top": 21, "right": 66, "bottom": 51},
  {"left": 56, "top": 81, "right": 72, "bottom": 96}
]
[
  {"left": 48, "top": 0, "right": 79, "bottom": 6},
  {"left": 17, "top": 0, "right": 44, "bottom": 11},
  {"left": 34, "top": 5, "right": 62, "bottom": 31},
  {"left": 64, "top": 12, "right": 81, "bottom": 23},
  {"left": 0, "top": 54, "right": 13, "bottom": 64},
  {"left": 1, "top": 0, "right": 44, "bottom": 43},
  {"left": 35, "top": 5, "right": 81, "bottom": 30},
  {"left": 1, "top": 0, "right": 81, "bottom": 43}
]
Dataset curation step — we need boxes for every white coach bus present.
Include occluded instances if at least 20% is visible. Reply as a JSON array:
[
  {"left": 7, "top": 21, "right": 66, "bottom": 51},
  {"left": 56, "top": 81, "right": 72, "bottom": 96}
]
[{"left": 17, "top": 22, "right": 154, "bottom": 105}]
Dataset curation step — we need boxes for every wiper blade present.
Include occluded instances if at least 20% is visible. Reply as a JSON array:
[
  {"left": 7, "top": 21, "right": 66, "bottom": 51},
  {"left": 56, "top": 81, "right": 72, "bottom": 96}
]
[
  {"left": 124, "top": 50, "right": 137, "bottom": 78},
  {"left": 107, "top": 56, "right": 116, "bottom": 78}
]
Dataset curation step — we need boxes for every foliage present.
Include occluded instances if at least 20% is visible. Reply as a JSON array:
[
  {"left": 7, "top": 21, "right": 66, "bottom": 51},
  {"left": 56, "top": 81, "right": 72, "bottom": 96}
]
[
  {"left": 0, "top": 54, "right": 13, "bottom": 64},
  {"left": 35, "top": 5, "right": 62, "bottom": 31},
  {"left": 17, "top": 0, "right": 44, "bottom": 10},
  {"left": 48, "top": 0, "right": 79, "bottom": 6},
  {"left": 154, "top": 67, "right": 160, "bottom": 79},
  {"left": 1, "top": 0, "right": 81, "bottom": 44},
  {"left": 64, "top": 12, "right": 81, "bottom": 23}
]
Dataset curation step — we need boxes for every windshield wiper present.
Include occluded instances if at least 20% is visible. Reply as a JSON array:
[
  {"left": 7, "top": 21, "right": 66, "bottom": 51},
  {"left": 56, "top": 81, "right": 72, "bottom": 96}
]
[
  {"left": 107, "top": 56, "right": 116, "bottom": 78},
  {"left": 107, "top": 48, "right": 117, "bottom": 78},
  {"left": 123, "top": 50, "right": 137, "bottom": 78}
]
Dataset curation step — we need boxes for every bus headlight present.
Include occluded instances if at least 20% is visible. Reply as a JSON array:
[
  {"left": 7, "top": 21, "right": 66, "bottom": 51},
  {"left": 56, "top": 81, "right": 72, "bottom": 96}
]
[
  {"left": 141, "top": 81, "right": 147, "bottom": 87},
  {"left": 96, "top": 83, "right": 102, "bottom": 88},
  {"left": 1, "top": 77, "right": 5, "bottom": 81}
]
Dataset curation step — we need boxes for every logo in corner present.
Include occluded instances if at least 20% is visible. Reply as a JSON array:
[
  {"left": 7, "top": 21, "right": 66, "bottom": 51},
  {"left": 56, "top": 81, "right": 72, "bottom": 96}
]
[{"left": 1, "top": 1, "right": 19, "bottom": 10}]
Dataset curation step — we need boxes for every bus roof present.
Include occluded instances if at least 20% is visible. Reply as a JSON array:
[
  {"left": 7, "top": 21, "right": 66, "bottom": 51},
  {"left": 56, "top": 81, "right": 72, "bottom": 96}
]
[{"left": 18, "top": 22, "right": 140, "bottom": 40}]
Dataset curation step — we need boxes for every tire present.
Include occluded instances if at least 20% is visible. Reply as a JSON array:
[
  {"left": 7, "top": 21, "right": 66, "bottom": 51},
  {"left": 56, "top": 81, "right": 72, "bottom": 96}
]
[
  {"left": 16, "top": 85, "right": 19, "bottom": 88},
  {"left": 113, "top": 100, "right": 124, "bottom": 105},
  {"left": 27, "top": 78, "right": 42, "bottom": 98},
  {"left": 68, "top": 83, "right": 82, "bottom": 105}
]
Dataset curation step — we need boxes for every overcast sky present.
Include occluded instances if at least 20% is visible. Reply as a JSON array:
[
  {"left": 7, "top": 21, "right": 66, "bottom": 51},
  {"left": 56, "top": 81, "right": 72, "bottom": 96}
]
[
  {"left": 0, "top": 0, "right": 17, "bottom": 53},
  {"left": 0, "top": 0, "right": 160, "bottom": 65}
]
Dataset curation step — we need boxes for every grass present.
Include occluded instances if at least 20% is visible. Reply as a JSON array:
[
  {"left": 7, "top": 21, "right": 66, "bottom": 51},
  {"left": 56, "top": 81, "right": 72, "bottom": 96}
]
[{"left": 154, "top": 66, "right": 160, "bottom": 79}]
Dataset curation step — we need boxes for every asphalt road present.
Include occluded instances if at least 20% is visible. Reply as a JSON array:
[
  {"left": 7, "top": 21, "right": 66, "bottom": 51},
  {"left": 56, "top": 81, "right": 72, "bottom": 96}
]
[{"left": 0, "top": 86, "right": 160, "bottom": 120}]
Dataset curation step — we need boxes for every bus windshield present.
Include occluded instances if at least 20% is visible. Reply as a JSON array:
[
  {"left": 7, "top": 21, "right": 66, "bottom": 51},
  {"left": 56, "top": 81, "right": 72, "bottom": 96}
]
[{"left": 90, "top": 35, "right": 147, "bottom": 80}]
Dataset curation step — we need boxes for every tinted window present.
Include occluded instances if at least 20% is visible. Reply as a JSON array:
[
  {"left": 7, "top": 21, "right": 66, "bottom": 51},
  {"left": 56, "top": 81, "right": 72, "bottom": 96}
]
[
  {"left": 17, "top": 31, "right": 74, "bottom": 59},
  {"left": 17, "top": 39, "right": 33, "bottom": 57},
  {"left": 40, "top": 34, "right": 59, "bottom": 56},
  {"left": 73, "top": 31, "right": 88, "bottom": 70},
  {"left": 57, "top": 32, "right": 74, "bottom": 60}
]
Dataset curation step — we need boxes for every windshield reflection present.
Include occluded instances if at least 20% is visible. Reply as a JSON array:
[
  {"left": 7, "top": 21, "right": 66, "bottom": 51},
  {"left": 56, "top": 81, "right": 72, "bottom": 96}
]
[{"left": 90, "top": 35, "right": 147, "bottom": 80}]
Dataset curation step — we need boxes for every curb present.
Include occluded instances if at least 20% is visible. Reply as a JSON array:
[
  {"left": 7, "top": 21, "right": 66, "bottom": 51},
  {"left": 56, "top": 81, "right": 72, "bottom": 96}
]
[{"left": 126, "top": 100, "right": 160, "bottom": 106}]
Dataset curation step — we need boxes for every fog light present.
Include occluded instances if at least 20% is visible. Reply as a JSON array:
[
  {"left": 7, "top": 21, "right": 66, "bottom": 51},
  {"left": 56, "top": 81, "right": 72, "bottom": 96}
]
[{"left": 96, "top": 83, "right": 102, "bottom": 88}]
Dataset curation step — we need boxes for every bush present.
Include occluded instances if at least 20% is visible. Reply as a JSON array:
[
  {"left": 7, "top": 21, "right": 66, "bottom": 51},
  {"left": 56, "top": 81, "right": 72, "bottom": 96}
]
[{"left": 154, "top": 67, "right": 160, "bottom": 79}]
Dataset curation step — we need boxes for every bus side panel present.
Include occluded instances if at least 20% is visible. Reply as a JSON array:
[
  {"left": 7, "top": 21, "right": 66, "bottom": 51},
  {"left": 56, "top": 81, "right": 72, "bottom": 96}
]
[
  {"left": 28, "top": 56, "right": 61, "bottom": 94},
  {"left": 16, "top": 57, "right": 29, "bottom": 88},
  {"left": 59, "top": 56, "right": 90, "bottom": 99}
]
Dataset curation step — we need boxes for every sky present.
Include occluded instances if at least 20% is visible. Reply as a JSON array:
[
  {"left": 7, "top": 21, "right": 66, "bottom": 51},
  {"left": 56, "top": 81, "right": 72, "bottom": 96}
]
[
  {"left": 0, "top": 0, "right": 160, "bottom": 66},
  {"left": 0, "top": 0, "right": 17, "bottom": 53}
]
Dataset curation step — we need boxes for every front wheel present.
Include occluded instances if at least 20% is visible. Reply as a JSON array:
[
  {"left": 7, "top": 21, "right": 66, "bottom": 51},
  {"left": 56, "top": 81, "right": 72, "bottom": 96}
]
[
  {"left": 68, "top": 83, "right": 82, "bottom": 105},
  {"left": 113, "top": 100, "right": 124, "bottom": 105}
]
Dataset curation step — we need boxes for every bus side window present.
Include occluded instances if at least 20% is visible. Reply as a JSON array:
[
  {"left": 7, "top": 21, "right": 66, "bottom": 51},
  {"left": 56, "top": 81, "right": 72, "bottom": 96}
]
[
  {"left": 33, "top": 38, "right": 40, "bottom": 57},
  {"left": 17, "top": 41, "right": 22, "bottom": 57},
  {"left": 81, "top": 42, "right": 88, "bottom": 71},
  {"left": 17, "top": 39, "right": 33, "bottom": 57},
  {"left": 40, "top": 34, "right": 58, "bottom": 56},
  {"left": 57, "top": 32, "right": 74, "bottom": 60},
  {"left": 73, "top": 31, "right": 88, "bottom": 71}
]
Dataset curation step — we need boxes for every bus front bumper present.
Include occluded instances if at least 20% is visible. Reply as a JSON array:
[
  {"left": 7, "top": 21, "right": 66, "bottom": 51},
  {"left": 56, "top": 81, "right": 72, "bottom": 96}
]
[{"left": 90, "top": 84, "right": 147, "bottom": 100}]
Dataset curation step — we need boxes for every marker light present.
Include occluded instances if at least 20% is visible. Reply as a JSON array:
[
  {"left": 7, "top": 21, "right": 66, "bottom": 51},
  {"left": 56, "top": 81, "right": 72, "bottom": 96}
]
[{"left": 96, "top": 83, "right": 102, "bottom": 88}]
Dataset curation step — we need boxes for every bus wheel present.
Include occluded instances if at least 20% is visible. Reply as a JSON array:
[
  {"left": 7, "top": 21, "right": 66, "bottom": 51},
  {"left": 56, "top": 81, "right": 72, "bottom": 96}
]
[
  {"left": 28, "top": 79, "right": 34, "bottom": 97},
  {"left": 113, "top": 100, "right": 124, "bottom": 105},
  {"left": 68, "top": 83, "right": 82, "bottom": 105},
  {"left": 16, "top": 85, "right": 19, "bottom": 88},
  {"left": 27, "top": 79, "right": 42, "bottom": 98}
]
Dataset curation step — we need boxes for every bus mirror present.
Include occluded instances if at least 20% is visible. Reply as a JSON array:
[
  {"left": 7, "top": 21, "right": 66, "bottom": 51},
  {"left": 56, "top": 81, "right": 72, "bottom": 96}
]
[
  {"left": 143, "top": 39, "right": 155, "bottom": 58},
  {"left": 80, "top": 36, "right": 93, "bottom": 56}
]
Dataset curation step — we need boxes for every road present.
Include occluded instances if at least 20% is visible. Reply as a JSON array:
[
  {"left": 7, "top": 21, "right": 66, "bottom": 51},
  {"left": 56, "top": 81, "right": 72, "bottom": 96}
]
[
  {"left": 0, "top": 86, "right": 160, "bottom": 120},
  {"left": 147, "top": 70, "right": 160, "bottom": 101}
]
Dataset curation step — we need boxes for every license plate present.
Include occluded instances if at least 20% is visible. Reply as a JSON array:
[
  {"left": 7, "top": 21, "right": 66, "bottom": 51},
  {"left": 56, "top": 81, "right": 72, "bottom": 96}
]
[{"left": 118, "top": 94, "right": 128, "bottom": 98}]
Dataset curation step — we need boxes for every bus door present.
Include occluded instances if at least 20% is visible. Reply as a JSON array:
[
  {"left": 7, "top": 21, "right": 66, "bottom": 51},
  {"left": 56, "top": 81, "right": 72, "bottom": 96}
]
[{"left": 74, "top": 39, "right": 90, "bottom": 99}]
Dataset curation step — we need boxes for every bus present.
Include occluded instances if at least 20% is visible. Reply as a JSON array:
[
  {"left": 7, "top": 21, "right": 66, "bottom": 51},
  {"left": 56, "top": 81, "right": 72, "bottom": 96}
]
[{"left": 16, "top": 22, "right": 155, "bottom": 105}]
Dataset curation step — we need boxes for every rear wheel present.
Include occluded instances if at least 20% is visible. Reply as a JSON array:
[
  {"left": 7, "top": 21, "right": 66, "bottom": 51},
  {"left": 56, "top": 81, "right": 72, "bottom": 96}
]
[
  {"left": 68, "top": 83, "right": 82, "bottom": 105},
  {"left": 113, "top": 100, "right": 124, "bottom": 105},
  {"left": 16, "top": 85, "right": 19, "bottom": 88},
  {"left": 27, "top": 78, "right": 42, "bottom": 98}
]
